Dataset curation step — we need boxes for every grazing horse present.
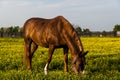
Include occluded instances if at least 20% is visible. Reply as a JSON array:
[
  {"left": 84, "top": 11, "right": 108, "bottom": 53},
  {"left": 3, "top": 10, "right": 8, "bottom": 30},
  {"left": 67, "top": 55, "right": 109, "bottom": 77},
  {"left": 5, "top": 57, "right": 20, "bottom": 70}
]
[{"left": 23, "top": 16, "right": 88, "bottom": 76}]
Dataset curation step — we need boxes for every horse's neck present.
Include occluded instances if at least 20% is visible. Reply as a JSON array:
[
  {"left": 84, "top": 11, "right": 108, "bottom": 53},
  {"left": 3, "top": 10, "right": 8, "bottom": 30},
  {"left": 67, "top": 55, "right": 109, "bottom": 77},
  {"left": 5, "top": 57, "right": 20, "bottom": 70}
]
[
  {"left": 65, "top": 35, "right": 80, "bottom": 56},
  {"left": 62, "top": 25, "right": 83, "bottom": 56},
  {"left": 72, "top": 31, "right": 84, "bottom": 52},
  {"left": 75, "top": 37, "right": 84, "bottom": 52}
]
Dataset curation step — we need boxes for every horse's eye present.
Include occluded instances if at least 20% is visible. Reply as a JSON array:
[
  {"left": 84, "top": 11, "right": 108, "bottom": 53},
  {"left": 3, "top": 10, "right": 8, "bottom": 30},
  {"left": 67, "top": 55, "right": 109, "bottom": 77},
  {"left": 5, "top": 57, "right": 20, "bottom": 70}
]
[
  {"left": 81, "top": 62, "right": 86, "bottom": 67},
  {"left": 84, "top": 62, "right": 86, "bottom": 65}
]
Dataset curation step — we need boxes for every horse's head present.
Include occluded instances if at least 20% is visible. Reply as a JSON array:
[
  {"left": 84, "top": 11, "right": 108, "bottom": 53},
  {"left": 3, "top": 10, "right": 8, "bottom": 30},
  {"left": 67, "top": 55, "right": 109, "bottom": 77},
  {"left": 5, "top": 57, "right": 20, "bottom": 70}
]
[{"left": 71, "top": 51, "right": 88, "bottom": 76}]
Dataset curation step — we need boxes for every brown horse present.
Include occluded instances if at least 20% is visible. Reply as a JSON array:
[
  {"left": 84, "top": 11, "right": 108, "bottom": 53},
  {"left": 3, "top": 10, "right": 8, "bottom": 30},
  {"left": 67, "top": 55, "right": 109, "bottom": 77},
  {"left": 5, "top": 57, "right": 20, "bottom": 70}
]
[{"left": 23, "top": 16, "right": 88, "bottom": 76}]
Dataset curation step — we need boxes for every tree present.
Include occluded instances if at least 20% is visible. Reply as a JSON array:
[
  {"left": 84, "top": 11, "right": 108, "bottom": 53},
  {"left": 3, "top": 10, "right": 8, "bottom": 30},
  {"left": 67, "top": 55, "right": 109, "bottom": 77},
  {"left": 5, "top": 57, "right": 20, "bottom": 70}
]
[
  {"left": 73, "top": 24, "right": 82, "bottom": 36},
  {"left": 83, "top": 28, "right": 91, "bottom": 36},
  {"left": 0, "top": 27, "right": 4, "bottom": 37},
  {"left": 113, "top": 24, "right": 120, "bottom": 32},
  {"left": 0, "top": 26, "right": 22, "bottom": 37},
  {"left": 13, "top": 26, "right": 19, "bottom": 33},
  {"left": 83, "top": 28, "right": 90, "bottom": 33},
  {"left": 75, "top": 27, "right": 82, "bottom": 36},
  {"left": 7, "top": 26, "right": 13, "bottom": 33},
  {"left": 102, "top": 31, "right": 107, "bottom": 37}
]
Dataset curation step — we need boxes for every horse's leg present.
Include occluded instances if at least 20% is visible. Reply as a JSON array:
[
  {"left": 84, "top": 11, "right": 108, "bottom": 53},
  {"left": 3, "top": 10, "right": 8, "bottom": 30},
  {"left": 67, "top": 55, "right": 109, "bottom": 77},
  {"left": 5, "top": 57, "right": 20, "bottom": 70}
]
[
  {"left": 26, "top": 42, "right": 38, "bottom": 69},
  {"left": 44, "top": 45, "right": 54, "bottom": 75},
  {"left": 24, "top": 38, "right": 32, "bottom": 70},
  {"left": 63, "top": 47, "right": 68, "bottom": 73},
  {"left": 31, "top": 42, "right": 38, "bottom": 57}
]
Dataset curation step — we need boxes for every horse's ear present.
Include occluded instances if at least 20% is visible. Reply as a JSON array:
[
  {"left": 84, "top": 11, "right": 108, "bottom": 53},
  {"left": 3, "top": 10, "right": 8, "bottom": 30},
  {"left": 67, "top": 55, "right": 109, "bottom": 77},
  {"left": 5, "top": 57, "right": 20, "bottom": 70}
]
[
  {"left": 81, "top": 51, "right": 89, "bottom": 56},
  {"left": 73, "top": 57, "right": 77, "bottom": 64}
]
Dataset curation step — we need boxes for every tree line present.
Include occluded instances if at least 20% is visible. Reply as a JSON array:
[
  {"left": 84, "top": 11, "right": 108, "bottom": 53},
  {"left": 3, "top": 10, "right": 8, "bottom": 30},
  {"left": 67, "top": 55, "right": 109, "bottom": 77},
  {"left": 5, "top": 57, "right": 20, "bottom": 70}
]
[
  {"left": 0, "top": 24, "right": 120, "bottom": 37},
  {"left": 0, "top": 26, "right": 23, "bottom": 37},
  {"left": 75, "top": 24, "right": 120, "bottom": 37}
]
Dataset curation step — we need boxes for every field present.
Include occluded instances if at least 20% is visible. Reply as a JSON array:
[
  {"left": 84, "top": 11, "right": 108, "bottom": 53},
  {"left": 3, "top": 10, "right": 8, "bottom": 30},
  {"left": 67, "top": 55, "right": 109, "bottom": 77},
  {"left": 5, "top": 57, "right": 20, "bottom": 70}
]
[{"left": 0, "top": 37, "right": 120, "bottom": 80}]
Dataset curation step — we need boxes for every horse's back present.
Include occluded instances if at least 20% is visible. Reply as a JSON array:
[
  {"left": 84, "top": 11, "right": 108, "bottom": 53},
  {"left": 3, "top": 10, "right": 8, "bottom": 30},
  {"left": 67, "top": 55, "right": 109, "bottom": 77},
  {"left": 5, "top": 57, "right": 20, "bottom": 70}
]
[
  {"left": 23, "top": 16, "right": 67, "bottom": 47},
  {"left": 23, "top": 17, "right": 49, "bottom": 38}
]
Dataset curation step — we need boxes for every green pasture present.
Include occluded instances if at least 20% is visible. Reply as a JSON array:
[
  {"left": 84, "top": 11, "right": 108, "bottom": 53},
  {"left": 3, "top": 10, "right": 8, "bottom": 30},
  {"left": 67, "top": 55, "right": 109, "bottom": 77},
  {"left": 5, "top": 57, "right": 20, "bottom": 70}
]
[{"left": 0, "top": 37, "right": 120, "bottom": 80}]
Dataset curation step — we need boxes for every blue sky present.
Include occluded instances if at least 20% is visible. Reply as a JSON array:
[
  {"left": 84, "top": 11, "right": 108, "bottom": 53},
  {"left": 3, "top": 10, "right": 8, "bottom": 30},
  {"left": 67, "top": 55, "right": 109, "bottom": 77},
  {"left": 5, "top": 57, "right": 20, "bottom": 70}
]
[{"left": 0, "top": 0, "right": 120, "bottom": 31}]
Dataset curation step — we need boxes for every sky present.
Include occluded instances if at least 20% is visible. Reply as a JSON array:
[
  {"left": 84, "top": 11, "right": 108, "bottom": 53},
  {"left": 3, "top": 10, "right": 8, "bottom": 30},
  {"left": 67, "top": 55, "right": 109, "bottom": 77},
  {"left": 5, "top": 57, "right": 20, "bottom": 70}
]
[{"left": 0, "top": 0, "right": 120, "bottom": 31}]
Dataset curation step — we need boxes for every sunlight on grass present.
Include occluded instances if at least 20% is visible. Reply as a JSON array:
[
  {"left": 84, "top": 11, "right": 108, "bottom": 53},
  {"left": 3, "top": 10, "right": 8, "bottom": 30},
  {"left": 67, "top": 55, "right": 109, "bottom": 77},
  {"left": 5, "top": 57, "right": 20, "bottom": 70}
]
[{"left": 0, "top": 37, "right": 120, "bottom": 80}]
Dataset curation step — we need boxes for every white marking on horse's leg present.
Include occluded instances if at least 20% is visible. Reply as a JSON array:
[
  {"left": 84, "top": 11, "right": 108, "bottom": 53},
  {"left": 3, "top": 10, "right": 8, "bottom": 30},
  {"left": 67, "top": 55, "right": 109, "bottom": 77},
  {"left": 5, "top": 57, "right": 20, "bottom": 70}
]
[
  {"left": 82, "top": 70, "right": 85, "bottom": 74},
  {"left": 44, "top": 64, "right": 48, "bottom": 75}
]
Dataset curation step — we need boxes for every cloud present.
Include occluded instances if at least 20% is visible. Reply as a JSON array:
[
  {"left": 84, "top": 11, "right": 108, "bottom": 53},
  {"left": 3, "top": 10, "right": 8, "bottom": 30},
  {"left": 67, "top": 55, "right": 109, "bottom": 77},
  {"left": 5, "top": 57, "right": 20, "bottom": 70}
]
[{"left": 0, "top": 0, "right": 120, "bottom": 31}]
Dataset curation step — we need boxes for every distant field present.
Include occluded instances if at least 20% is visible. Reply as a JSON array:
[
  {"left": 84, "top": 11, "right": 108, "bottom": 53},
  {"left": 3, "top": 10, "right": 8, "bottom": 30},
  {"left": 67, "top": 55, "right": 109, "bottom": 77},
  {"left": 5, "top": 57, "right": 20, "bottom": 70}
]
[{"left": 0, "top": 37, "right": 120, "bottom": 80}]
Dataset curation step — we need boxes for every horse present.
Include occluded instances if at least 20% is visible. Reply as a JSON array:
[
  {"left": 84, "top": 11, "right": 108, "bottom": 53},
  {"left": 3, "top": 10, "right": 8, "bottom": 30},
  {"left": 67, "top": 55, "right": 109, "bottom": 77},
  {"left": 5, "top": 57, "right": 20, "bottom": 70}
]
[{"left": 23, "top": 16, "right": 88, "bottom": 76}]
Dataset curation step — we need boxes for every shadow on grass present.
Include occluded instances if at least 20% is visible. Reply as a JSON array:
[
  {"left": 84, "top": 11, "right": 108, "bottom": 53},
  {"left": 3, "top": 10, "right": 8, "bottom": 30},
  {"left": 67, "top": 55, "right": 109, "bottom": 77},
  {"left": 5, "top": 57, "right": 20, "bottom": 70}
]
[{"left": 86, "top": 53, "right": 120, "bottom": 73}]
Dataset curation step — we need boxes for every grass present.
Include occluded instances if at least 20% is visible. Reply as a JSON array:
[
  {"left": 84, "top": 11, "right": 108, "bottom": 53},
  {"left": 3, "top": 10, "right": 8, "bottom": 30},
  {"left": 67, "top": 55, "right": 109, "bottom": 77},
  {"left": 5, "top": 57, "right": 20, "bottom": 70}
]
[{"left": 0, "top": 37, "right": 120, "bottom": 80}]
